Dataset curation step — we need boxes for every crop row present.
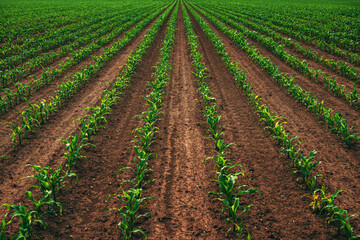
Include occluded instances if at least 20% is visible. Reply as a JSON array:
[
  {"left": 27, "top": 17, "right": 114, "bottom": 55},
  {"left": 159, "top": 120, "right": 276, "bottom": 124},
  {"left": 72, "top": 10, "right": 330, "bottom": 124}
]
[
  {"left": 182, "top": 2, "right": 258, "bottom": 238},
  {"left": 189, "top": 3, "right": 360, "bottom": 147},
  {"left": 0, "top": 1, "right": 157, "bottom": 59},
  {"left": 3, "top": 4, "right": 168, "bottom": 150},
  {"left": 186, "top": 1, "right": 360, "bottom": 238},
  {"left": 0, "top": 2, "right": 174, "bottom": 239},
  {"left": 1, "top": 9, "right": 121, "bottom": 65},
  {"left": 199, "top": 2, "right": 360, "bottom": 67},
  {"left": 193, "top": 4, "right": 360, "bottom": 110},
  {"left": 0, "top": 7, "right": 154, "bottom": 114},
  {"left": 0, "top": 5, "right": 155, "bottom": 88},
  {"left": 208, "top": 2, "right": 359, "bottom": 53},
  {"left": 108, "top": 4, "right": 178, "bottom": 238},
  {"left": 205, "top": 4, "right": 360, "bottom": 83}
]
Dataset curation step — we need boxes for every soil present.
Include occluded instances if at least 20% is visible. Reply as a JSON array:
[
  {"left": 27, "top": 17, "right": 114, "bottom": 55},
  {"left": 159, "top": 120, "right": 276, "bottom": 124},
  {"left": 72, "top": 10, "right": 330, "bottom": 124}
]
[{"left": 1, "top": 4, "right": 359, "bottom": 240}]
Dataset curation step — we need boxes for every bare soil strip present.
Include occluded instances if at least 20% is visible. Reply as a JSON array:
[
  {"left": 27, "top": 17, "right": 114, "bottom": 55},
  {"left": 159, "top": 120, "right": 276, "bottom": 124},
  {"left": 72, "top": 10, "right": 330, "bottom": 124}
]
[
  {"left": 143, "top": 8, "right": 228, "bottom": 239},
  {"left": 189, "top": 6, "right": 360, "bottom": 237}
]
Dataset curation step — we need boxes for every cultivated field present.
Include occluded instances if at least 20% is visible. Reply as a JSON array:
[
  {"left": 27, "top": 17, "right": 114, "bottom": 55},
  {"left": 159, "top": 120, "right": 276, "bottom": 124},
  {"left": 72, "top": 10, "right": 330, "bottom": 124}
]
[{"left": 0, "top": 0, "right": 359, "bottom": 239}]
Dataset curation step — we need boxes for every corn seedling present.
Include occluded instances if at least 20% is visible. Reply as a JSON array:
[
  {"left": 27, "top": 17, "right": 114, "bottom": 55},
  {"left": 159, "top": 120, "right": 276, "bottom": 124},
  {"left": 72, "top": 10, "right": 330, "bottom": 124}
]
[
  {"left": 107, "top": 188, "right": 153, "bottom": 240},
  {"left": 24, "top": 164, "right": 77, "bottom": 214},
  {"left": 2, "top": 203, "right": 46, "bottom": 240}
]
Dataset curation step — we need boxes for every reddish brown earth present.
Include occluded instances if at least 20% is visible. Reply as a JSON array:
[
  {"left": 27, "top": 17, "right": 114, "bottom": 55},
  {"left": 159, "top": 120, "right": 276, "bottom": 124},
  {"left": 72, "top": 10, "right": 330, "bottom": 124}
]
[
  {"left": 143, "top": 8, "right": 228, "bottom": 239},
  {"left": 1, "top": 4, "right": 359, "bottom": 240},
  {"left": 190, "top": 5, "right": 360, "bottom": 236}
]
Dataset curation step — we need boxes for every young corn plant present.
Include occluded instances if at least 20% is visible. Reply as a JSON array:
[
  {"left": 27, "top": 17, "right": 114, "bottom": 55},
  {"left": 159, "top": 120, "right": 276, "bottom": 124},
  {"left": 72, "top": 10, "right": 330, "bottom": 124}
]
[
  {"left": 4, "top": 122, "right": 25, "bottom": 149},
  {"left": 2, "top": 204, "right": 46, "bottom": 240},
  {"left": 292, "top": 150, "right": 322, "bottom": 191},
  {"left": 119, "top": 147, "right": 154, "bottom": 189},
  {"left": 107, "top": 188, "right": 153, "bottom": 240},
  {"left": 24, "top": 164, "right": 77, "bottom": 214},
  {"left": 0, "top": 214, "right": 8, "bottom": 240}
]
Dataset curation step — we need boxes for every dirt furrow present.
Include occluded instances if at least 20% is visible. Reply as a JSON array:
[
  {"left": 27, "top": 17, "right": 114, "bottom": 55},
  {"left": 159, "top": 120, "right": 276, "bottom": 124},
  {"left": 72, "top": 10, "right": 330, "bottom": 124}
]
[
  {"left": 144, "top": 8, "right": 228, "bottom": 240},
  {"left": 188, "top": 6, "right": 360, "bottom": 237},
  {"left": 0, "top": 12, "right": 167, "bottom": 220}
]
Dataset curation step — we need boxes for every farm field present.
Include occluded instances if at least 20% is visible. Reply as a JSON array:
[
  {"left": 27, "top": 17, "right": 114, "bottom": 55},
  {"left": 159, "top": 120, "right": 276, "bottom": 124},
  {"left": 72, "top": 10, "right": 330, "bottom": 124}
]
[{"left": 0, "top": 0, "right": 359, "bottom": 239}]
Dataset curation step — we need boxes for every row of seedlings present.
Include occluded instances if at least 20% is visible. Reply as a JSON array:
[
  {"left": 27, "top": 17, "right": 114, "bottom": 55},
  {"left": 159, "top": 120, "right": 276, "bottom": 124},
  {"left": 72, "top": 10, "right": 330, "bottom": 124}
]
[
  {"left": 3, "top": 3, "right": 172, "bottom": 150},
  {"left": 186, "top": 3, "right": 360, "bottom": 239},
  {"left": 189, "top": 3, "right": 360, "bottom": 148},
  {"left": 203, "top": 4, "right": 360, "bottom": 92},
  {"left": 193, "top": 4, "right": 360, "bottom": 108},
  {"left": 0, "top": 7, "right": 127, "bottom": 63},
  {"left": 0, "top": 5, "right": 145, "bottom": 74},
  {"left": 216, "top": 7, "right": 360, "bottom": 83},
  {"left": 0, "top": 1, "right": 159, "bottom": 67},
  {"left": 182, "top": 2, "right": 258, "bottom": 239},
  {"left": 217, "top": 2, "right": 360, "bottom": 62},
  {"left": 0, "top": 4, "right": 176, "bottom": 239},
  {"left": 0, "top": 4, "right": 156, "bottom": 87},
  {"left": 106, "top": 3, "right": 178, "bottom": 239},
  {"left": 0, "top": 5, "right": 158, "bottom": 113}
]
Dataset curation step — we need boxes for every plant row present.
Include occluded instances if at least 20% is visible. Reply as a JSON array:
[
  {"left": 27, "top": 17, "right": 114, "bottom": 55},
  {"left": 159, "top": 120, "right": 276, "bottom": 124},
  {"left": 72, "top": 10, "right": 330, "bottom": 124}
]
[
  {"left": 189, "top": 3, "right": 360, "bottom": 147},
  {"left": 186, "top": 2, "right": 360, "bottom": 238},
  {"left": 193, "top": 4, "right": 360, "bottom": 110},
  {"left": 182, "top": 3, "right": 259, "bottom": 239},
  {"left": 3, "top": 4, "right": 170, "bottom": 149},
  {"left": 0, "top": 2, "right": 175, "bottom": 239},
  {"left": 0, "top": 4, "right": 152, "bottom": 90},
  {"left": 0, "top": 7, "right": 154, "bottom": 114},
  {"left": 200, "top": 2, "right": 360, "bottom": 67},
  {"left": 216, "top": 3, "right": 359, "bottom": 53},
  {"left": 107, "top": 4, "right": 178, "bottom": 239},
  {"left": 203, "top": 4, "right": 360, "bottom": 83},
  {"left": 0, "top": 2, "right": 159, "bottom": 63},
  {"left": 1, "top": 10, "right": 118, "bottom": 68}
]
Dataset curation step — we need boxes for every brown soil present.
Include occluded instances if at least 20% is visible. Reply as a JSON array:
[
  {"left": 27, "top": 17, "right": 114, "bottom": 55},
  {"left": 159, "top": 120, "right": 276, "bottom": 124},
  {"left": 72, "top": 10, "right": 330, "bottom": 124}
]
[
  {"left": 37, "top": 8, "right": 174, "bottom": 239},
  {"left": 143, "top": 8, "right": 228, "bottom": 239},
  {"left": 236, "top": 22, "right": 360, "bottom": 135},
  {"left": 190, "top": 5, "right": 360, "bottom": 237},
  {"left": 1, "top": 4, "right": 359, "bottom": 240}
]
